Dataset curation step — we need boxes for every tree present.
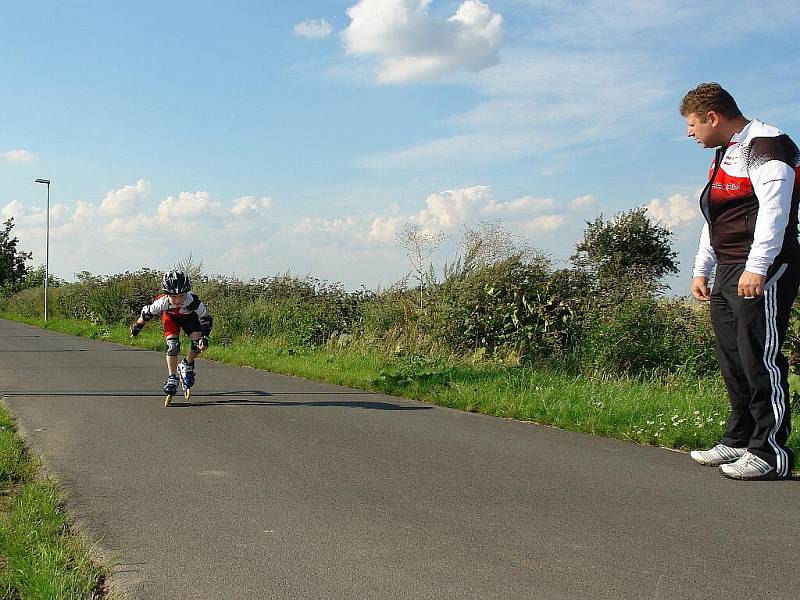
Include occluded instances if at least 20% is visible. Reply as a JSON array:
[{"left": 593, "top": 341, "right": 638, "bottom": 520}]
[
  {"left": 572, "top": 207, "right": 678, "bottom": 289},
  {"left": 0, "top": 218, "right": 33, "bottom": 293}
]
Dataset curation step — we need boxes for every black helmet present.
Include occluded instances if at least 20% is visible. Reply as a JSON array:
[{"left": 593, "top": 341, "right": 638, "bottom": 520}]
[{"left": 162, "top": 270, "right": 191, "bottom": 294}]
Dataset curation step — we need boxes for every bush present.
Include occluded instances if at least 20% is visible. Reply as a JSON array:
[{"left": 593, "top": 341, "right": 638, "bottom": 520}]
[
  {"left": 359, "top": 294, "right": 407, "bottom": 338},
  {"left": 422, "top": 255, "right": 578, "bottom": 361},
  {"left": 56, "top": 269, "right": 162, "bottom": 324},
  {"left": 0, "top": 263, "right": 724, "bottom": 381},
  {"left": 197, "top": 275, "right": 370, "bottom": 346},
  {"left": 0, "top": 286, "right": 45, "bottom": 318},
  {"left": 577, "top": 293, "right": 717, "bottom": 378}
]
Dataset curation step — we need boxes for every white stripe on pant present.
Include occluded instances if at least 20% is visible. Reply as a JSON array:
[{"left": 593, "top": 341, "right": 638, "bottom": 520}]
[{"left": 762, "top": 283, "right": 788, "bottom": 477}]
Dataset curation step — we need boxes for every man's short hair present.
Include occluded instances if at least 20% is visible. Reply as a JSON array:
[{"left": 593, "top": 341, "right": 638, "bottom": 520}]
[{"left": 680, "top": 82, "right": 743, "bottom": 121}]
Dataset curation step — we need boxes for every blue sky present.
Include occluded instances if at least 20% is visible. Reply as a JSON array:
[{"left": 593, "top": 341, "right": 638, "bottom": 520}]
[{"left": 2, "top": 0, "right": 799, "bottom": 292}]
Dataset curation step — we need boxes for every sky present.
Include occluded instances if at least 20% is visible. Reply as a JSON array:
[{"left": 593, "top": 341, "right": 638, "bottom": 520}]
[{"left": 2, "top": 0, "right": 799, "bottom": 293}]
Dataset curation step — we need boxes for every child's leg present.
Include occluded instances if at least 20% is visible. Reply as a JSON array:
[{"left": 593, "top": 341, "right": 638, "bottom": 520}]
[
  {"left": 165, "top": 336, "right": 180, "bottom": 374},
  {"left": 163, "top": 313, "right": 182, "bottom": 375},
  {"left": 186, "top": 332, "right": 203, "bottom": 363}
]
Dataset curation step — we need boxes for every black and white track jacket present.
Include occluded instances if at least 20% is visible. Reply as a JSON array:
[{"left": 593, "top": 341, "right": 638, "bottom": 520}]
[{"left": 693, "top": 119, "right": 800, "bottom": 278}]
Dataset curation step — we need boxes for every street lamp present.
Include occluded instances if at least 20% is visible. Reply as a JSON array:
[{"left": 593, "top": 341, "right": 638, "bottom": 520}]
[{"left": 34, "top": 178, "right": 50, "bottom": 322}]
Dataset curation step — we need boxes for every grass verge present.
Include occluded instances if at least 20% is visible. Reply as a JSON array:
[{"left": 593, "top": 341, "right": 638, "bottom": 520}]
[{"left": 0, "top": 404, "right": 106, "bottom": 599}]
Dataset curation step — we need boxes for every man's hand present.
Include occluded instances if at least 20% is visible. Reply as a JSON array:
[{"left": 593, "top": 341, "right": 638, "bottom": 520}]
[
  {"left": 130, "top": 322, "right": 143, "bottom": 337},
  {"left": 691, "top": 276, "right": 711, "bottom": 301},
  {"left": 738, "top": 271, "right": 766, "bottom": 298},
  {"left": 198, "top": 336, "right": 210, "bottom": 352}
]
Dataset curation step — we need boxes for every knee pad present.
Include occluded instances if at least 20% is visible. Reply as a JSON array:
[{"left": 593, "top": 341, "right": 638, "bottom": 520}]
[
  {"left": 166, "top": 339, "right": 181, "bottom": 356},
  {"left": 190, "top": 339, "right": 201, "bottom": 353}
]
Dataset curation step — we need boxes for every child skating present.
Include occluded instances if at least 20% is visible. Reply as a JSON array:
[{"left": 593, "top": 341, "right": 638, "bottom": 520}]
[{"left": 130, "top": 270, "right": 213, "bottom": 405}]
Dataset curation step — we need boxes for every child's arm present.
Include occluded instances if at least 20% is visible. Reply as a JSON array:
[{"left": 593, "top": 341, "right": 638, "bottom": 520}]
[
  {"left": 194, "top": 298, "right": 213, "bottom": 349},
  {"left": 198, "top": 314, "right": 212, "bottom": 350},
  {"left": 130, "top": 297, "right": 166, "bottom": 337},
  {"left": 130, "top": 317, "right": 145, "bottom": 337}
]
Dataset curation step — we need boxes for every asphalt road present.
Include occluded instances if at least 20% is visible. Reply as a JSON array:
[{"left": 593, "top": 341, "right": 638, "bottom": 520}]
[{"left": 1, "top": 318, "right": 798, "bottom": 600}]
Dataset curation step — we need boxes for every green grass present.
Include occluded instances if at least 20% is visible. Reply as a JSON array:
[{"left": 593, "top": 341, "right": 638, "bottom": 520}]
[
  {"left": 0, "top": 406, "right": 106, "bottom": 599},
  {"left": 377, "top": 363, "right": 737, "bottom": 447}
]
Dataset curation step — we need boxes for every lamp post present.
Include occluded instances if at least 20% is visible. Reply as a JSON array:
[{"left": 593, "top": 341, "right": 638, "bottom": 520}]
[{"left": 34, "top": 178, "right": 50, "bottom": 322}]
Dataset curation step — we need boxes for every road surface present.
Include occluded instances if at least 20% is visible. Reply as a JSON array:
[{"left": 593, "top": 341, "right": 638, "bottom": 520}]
[{"left": 1, "top": 319, "right": 797, "bottom": 599}]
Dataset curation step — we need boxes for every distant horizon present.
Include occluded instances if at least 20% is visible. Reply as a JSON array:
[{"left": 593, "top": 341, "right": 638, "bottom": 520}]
[{"left": 15, "top": 210, "right": 692, "bottom": 298}]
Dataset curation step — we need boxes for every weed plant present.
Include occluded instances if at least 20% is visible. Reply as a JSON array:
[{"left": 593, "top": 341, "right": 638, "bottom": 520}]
[{"left": 0, "top": 406, "right": 106, "bottom": 598}]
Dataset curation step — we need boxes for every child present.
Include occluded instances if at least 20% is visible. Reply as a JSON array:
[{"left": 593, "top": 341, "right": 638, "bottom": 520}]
[{"left": 130, "top": 270, "right": 213, "bottom": 395}]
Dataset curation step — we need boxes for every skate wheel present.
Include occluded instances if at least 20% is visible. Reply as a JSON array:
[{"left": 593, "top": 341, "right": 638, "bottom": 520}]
[
  {"left": 164, "top": 394, "right": 173, "bottom": 407},
  {"left": 184, "top": 388, "right": 192, "bottom": 399}
]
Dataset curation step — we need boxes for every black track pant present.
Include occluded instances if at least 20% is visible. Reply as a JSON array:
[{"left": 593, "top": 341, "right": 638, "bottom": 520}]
[{"left": 711, "top": 262, "right": 799, "bottom": 478}]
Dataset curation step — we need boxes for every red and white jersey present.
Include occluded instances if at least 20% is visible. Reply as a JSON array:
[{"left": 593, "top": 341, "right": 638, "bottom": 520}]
[
  {"left": 694, "top": 119, "right": 800, "bottom": 277},
  {"left": 141, "top": 292, "right": 211, "bottom": 322}
]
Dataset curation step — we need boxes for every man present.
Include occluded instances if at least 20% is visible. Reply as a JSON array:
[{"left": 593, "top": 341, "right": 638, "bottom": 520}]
[{"left": 682, "top": 82, "right": 800, "bottom": 480}]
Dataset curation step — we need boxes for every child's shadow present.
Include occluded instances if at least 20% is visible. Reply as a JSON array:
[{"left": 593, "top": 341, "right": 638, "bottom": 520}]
[{"left": 168, "top": 389, "right": 432, "bottom": 411}]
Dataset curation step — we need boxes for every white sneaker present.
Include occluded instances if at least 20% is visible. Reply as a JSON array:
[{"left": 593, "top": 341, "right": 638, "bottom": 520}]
[
  {"left": 690, "top": 444, "right": 747, "bottom": 466},
  {"left": 719, "top": 452, "right": 781, "bottom": 480}
]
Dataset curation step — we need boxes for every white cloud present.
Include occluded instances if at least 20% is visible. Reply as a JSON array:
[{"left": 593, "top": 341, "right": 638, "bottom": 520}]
[
  {"left": 570, "top": 195, "right": 598, "bottom": 210},
  {"left": 526, "top": 214, "right": 565, "bottom": 232},
  {"left": 417, "top": 185, "right": 492, "bottom": 228},
  {"left": 369, "top": 215, "right": 404, "bottom": 242},
  {"left": 291, "top": 216, "right": 360, "bottom": 235},
  {"left": 156, "top": 191, "right": 223, "bottom": 222},
  {"left": 99, "top": 179, "right": 151, "bottom": 216},
  {"left": 2, "top": 200, "right": 25, "bottom": 220},
  {"left": 106, "top": 214, "right": 152, "bottom": 236},
  {"left": 1, "top": 149, "right": 36, "bottom": 163},
  {"left": 285, "top": 216, "right": 372, "bottom": 251},
  {"left": 646, "top": 193, "right": 700, "bottom": 230},
  {"left": 70, "top": 201, "right": 99, "bottom": 225},
  {"left": 0, "top": 200, "right": 70, "bottom": 225},
  {"left": 342, "top": 0, "right": 503, "bottom": 83},
  {"left": 293, "top": 186, "right": 499, "bottom": 250},
  {"left": 485, "top": 195, "right": 557, "bottom": 214},
  {"left": 285, "top": 217, "right": 366, "bottom": 245},
  {"left": 48, "top": 204, "right": 71, "bottom": 224},
  {"left": 3, "top": 181, "right": 283, "bottom": 281},
  {"left": 230, "top": 196, "right": 274, "bottom": 215},
  {"left": 361, "top": 185, "right": 599, "bottom": 246},
  {"left": 294, "top": 18, "right": 334, "bottom": 39}
]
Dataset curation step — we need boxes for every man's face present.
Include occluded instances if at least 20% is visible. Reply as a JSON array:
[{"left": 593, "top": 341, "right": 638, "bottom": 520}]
[
  {"left": 686, "top": 111, "right": 720, "bottom": 148},
  {"left": 167, "top": 293, "right": 187, "bottom": 306}
]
